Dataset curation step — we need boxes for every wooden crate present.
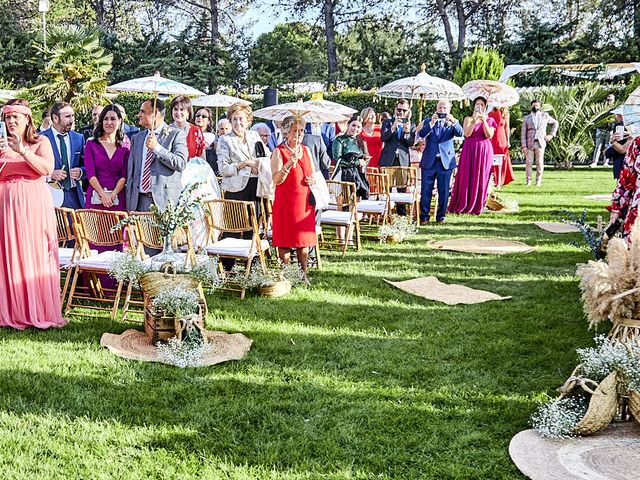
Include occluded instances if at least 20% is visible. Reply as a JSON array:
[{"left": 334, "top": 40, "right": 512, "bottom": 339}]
[
  {"left": 143, "top": 294, "right": 177, "bottom": 344},
  {"left": 143, "top": 295, "right": 206, "bottom": 344}
]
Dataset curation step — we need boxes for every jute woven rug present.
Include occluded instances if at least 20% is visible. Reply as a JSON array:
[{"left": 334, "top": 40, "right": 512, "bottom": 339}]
[
  {"left": 428, "top": 237, "right": 535, "bottom": 255},
  {"left": 384, "top": 276, "right": 511, "bottom": 305},
  {"left": 583, "top": 194, "right": 611, "bottom": 202},
  {"left": 100, "top": 329, "right": 252, "bottom": 366},
  {"left": 534, "top": 222, "right": 580, "bottom": 234},
  {"left": 510, "top": 423, "right": 640, "bottom": 480}
]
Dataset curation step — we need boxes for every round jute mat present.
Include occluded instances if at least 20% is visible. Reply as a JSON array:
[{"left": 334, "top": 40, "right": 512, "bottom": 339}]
[
  {"left": 510, "top": 423, "right": 640, "bottom": 480},
  {"left": 100, "top": 329, "right": 252, "bottom": 366},
  {"left": 534, "top": 221, "right": 580, "bottom": 234},
  {"left": 428, "top": 237, "right": 535, "bottom": 255}
]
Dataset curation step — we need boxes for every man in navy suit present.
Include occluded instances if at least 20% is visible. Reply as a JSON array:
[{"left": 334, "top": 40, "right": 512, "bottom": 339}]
[
  {"left": 41, "top": 102, "right": 86, "bottom": 209},
  {"left": 417, "top": 100, "right": 463, "bottom": 225}
]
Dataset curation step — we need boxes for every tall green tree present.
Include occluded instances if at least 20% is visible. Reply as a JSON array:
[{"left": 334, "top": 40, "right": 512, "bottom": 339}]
[
  {"left": 282, "top": 0, "right": 379, "bottom": 86},
  {"left": 29, "top": 26, "right": 112, "bottom": 113},
  {"left": 452, "top": 47, "right": 505, "bottom": 85},
  {"left": 338, "top": 16, "right": 445, "bottom": 88},
  {"left": 146, "top": 0, "right": 252, "bottom": 91},
  {"left": 248, "top": 22, "right": 327, "bottom": 87}
]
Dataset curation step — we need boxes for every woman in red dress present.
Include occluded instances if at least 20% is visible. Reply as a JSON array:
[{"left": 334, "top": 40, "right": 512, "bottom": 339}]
[
  {"left": 488, "top": 107, "right": 514, "bottom": 187},
  {"left": 271, "top": 116, "right": 317, "bottom": 280},
  {"left": 170, "top": 95, "right": 205, "bottom": 160},
  {"left": 359, "top": 107, "right": 382, "bottom": 168}
]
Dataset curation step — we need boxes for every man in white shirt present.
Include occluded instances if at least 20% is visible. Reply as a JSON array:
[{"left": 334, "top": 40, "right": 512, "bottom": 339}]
[
  {"left": 40, "top": 102, "right": 86, "bottom": 209},
  {"left": 125, "top": 98, "right": 188, "bottom": 212}
]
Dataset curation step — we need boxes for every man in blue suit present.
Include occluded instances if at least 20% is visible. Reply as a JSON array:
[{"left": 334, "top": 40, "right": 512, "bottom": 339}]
[
  {"left": 417, "top": 100, "right": 463, "bottom": 225},
  {"left": 41, "top": 102, "right": 86, "bottom": 209}
]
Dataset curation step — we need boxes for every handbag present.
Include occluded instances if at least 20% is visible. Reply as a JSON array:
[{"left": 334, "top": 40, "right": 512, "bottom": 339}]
[{"left": 91, "top": 189, "right": 119, "bottom": 206}]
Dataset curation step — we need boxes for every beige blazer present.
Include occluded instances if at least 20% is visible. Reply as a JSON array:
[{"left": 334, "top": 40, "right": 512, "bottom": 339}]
[
  {"left": 216, "top": 130, "right": 267, "bottom": 193},
  {"left": 521, "top": 112, "right": 559, "bottom": 149}
]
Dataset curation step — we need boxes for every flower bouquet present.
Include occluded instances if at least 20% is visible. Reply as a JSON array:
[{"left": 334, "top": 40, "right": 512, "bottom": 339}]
[{"left": 378, "top": 215, "right": 418, "bottom": 244}]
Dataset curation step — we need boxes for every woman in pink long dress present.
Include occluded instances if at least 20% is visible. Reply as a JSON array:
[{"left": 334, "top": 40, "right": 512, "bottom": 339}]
[
  {"left": 448, "top": 97, "right": 496, "bottom": 215},
  {"left": 0, "top": 99, "right": 65, "bottom": 330}
]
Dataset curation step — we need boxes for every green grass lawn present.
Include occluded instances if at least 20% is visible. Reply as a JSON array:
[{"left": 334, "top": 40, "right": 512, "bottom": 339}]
[{"left": 0, "top": 166, "right": 618, "bottom": 479}]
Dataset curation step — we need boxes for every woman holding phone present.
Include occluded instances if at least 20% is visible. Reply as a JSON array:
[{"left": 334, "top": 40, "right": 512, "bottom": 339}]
[
  {"left": 448, "top": 96, "right": 496, "bottom": 215},
  {"left": 0, "top": 99, "right": 66, "bottom": 330}
]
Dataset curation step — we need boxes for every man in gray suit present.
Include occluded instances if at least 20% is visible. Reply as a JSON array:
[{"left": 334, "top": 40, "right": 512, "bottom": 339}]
[
  {"left": 302, "top": 133, "right": 331, "bottom": 179},
  {"left": 521, "top": 98, "right": 559, "bottom": 186},
  {"left": 126, "top": 98, "right": 188, "bottom": 212}
]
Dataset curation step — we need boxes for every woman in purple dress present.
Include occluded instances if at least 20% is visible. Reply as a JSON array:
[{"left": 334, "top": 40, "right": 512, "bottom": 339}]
[
  {"left": 448, "top": 96, "right": 496, "bottom": 215},
  {"left": 84, "top": 105, "right": 129, "bottom": 211}
]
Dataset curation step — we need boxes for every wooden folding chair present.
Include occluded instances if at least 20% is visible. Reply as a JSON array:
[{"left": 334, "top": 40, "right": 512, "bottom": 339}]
[
  {"left": 319, "top": 180, "right": 361, "bottom": 255},
  {"left": 203, "top": 199, "right": 269, "bottom": 299},
  {"left": 381, "top": 166, "right": 420, "bottom": 223},
  {"left": 64, "top": 209, "right": 135, "bottom": 320},
  {"left": 359, "top": 172, "right": 392, "bottom": 229},
  {"left": 128, "top": 212, "right": 197, "bottom": 268},
  {"left": 56, "top": 207, "right": 80, "bottom": 304}
]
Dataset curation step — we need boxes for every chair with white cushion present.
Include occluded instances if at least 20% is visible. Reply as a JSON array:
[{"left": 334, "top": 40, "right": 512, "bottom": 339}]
[
  {"left": 204, "top": 199, "right": 269, "bottom": 299},
  {"left": 359, "top": 172, "right": 392, "bottom": 229},
  {"left": 381, "top": 166, "right": 420, "bottom": 223},
  {"left": 320, "top": 180, "right": 361, "bottom": 255},
  {"left": 64, "top": 209, "right": 135, "bottom": 320}
]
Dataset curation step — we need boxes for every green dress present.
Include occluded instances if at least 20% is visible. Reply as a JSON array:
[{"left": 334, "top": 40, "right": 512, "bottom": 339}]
[{"left": 331, "top": 135, "right": 370, "bottom": 199}]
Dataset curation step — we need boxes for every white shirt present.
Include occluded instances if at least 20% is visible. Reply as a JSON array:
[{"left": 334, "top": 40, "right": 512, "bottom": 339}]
[
  {"left": 51, "top": 126, "right": 76, "bottom": 187},
  {"left": 139, "top": 123, "right": 166, "bottom": 193}
]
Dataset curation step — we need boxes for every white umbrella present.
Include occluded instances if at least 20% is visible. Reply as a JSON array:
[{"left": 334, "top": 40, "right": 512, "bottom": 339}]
[
  {"left": 623, "top": 86, "right": 640, "bottom": 137},
  {"left": 303, "top": 99, "right": 357, "bottom": 116},
  {"left": 107, "top": 72, "right": 205, "bottom": 97},
  {"left": 192, "top": 94, "right": 251, "bottom": 108},
  {"left": 377, "top": 64, "right": 465, "bottom": 102},
  {"left": 253, "top": 100, "right": 347, "bottom": 123},
  {"left": 0, "top": 89, "right": 18, "bottom": 102},
  {"left": 107, "top": 72, "right": 205, "bottom": 128},
  {"left": 462, "top": 80, "right": 520, "bottom": 108},
  {"left": 192, "top": 94, "right": 251, "bottom": 123}
]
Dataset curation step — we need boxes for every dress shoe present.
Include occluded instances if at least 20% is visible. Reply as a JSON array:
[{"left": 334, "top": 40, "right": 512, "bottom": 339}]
[
  {"left": 420, "top": 219, "right": 430, "bottom": 226},
  {"left": 436, "top": 219, "right": 445, "bottom": 225}
]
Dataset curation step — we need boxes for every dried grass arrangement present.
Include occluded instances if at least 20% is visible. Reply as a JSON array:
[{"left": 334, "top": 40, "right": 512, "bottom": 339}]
[{"left": 576, "top": 223, "right": 640, "bottom": 328}]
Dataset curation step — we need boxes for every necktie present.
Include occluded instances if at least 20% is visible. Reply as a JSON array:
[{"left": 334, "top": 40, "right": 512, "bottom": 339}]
[
  {"left": 141, "top": 141, "right": 153, "bottom": 193},
  {"left": 397, "top": 125, "right": 403, "bottom": 140},
  {"left": 57, "top": 134, "right": 72, "bottom": 190}
]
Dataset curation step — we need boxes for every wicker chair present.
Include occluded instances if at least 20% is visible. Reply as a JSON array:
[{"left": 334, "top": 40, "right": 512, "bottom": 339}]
[
  {"left": 381, "top": 166, "right": 420, "bottom": 223},
  {"left": 128, "top": 212, "right": 196, "bottom": 268},
  {"left": 64, "top": 209, "right": 135, "bottom": 320},
  {"left": 359, "top": 172, "right": 392, "bottom": 228},
  {"left": 203, "top": 199, "right": 269, "bottom": 298},
  {"left": 319, "top": 180, "right": 361, "bottom": 255},
  {"left": 56, "top": 208, "right": 78, "bottom": 304}
]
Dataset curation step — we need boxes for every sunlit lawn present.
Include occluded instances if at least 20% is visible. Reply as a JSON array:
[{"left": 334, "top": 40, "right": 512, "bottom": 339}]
[{"left": 0, "top": 166, "right": 616, "bottom": 479}]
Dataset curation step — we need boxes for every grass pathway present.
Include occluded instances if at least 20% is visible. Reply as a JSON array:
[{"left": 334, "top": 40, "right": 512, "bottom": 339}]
[{"left": 0, "top": 167, "right": 616, "bottom": 479}]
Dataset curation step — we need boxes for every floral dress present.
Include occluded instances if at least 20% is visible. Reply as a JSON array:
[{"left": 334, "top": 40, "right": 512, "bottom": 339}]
[{"left": 610, "top": 136, "right": 640, "bottom": 242}]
